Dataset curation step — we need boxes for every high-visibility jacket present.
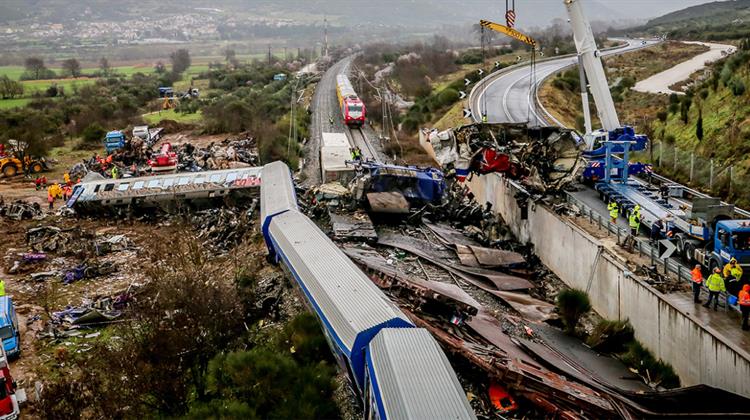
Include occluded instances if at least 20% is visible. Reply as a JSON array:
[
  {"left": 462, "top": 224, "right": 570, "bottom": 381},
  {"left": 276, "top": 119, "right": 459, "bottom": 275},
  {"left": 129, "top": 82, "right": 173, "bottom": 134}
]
[
  {"left": 608, "top": 203, "right": 619, "bottom": 219},
  {"left": 629, "top": 212, "right": 640, "bottom": 229},
  {"left": 706, "top": 273, "right": 726, "bottom": 292},
  {"left": 723, "top": 262, "right": 743, "bottom": 280},
  {"left": 111, "top": 167, "right": 118, "bottom": 179},
  {"left": 739, "top": 286, "right": 750, "bottom": 306},
  {"left": 633, "top": 205, "right": 641, "bottom": 218},
  {"left": 691, "top": 268, "right": 703, "bottom": 284},
  {"left": 0, "top": 280, "right": 5, "bottom": 297}
]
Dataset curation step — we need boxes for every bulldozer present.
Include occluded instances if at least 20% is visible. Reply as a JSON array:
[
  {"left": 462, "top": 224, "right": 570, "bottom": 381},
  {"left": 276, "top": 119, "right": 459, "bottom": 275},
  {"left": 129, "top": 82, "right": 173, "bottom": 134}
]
[{"left": 0, "top": 141, "right": 48, "bottom": 177}]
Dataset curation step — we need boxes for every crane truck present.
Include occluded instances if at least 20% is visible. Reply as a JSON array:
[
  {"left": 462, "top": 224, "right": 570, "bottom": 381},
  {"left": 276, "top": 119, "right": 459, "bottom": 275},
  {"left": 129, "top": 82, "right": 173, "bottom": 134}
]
[{"left": 564, "top": 0, "right": 750, "bottom": 284}]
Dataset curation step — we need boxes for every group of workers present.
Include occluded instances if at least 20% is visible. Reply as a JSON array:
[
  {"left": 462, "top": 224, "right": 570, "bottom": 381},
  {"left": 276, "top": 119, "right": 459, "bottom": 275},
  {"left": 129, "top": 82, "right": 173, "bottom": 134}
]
[
  {"left": 691, "top": 259, "right": 750, "bottom": 330},
  {"left": 610, "top": 199, "right": 750, "bottom": 331},
  {"left": 607, "top": 201, "right": 644, "bottom": 237},
  {"left": 42, "top": 172, "right": 75, "bottom": 210}
]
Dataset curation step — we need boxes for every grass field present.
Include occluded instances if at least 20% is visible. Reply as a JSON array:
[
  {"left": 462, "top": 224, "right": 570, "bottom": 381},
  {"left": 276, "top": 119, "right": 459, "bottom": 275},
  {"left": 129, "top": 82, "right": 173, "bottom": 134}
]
[
  {"left": 143, "top": 109, "right": 203, "bottom": 125},
  {"left": 0, "top": 98, "right": 32, "bottom": 110}
]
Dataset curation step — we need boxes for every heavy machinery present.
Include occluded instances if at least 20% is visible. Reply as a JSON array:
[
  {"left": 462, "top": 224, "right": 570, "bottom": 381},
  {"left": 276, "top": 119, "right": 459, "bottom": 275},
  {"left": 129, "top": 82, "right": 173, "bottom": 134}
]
[
  {"left": 0, "top": 141, "right": 48, "bottom": 177},
  {"left": 564, "top": 0, "right": 750, "bottom": 279},
  {"left": 132, "top": 125, "right": 164, "bottom": 148},
  {"left": 147, "top": 142, "right": 178, "bottom": 173},
  {"left": 103, "top": 131, "right": 126, "bottom": 154}
]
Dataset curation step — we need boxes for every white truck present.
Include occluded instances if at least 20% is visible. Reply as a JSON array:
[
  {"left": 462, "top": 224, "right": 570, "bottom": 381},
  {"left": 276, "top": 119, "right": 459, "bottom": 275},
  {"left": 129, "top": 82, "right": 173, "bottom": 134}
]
[{"left": 132, "top": 126, "right": 164, "bottom": 148}]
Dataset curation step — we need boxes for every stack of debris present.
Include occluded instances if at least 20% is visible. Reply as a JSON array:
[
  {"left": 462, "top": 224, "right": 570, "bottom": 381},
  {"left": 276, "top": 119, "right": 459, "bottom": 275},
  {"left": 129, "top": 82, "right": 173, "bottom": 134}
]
[
  {"left": 48, "top": 293, "right": 129, "bottom": 334},
  {"left": 70, "top": 134, "right": 259, "bottom": 178},
  {"left": 26, "top": 226, "right": 97, "bottom": 256},
  {"left": 420, "top": 123, "right": 584, "bottom": 195},
  {"left": 189, "top": 201, "right": 258, "bottom": 252},
  {"left": 0, "top": 199, "right": 43, "bottom": 221}
]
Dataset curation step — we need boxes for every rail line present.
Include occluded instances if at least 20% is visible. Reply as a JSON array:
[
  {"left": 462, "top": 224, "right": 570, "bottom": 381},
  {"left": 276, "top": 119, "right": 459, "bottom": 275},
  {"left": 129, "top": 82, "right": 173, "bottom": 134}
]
[{"left": 348, "top": 127, "right": 379, "bottom": 162}]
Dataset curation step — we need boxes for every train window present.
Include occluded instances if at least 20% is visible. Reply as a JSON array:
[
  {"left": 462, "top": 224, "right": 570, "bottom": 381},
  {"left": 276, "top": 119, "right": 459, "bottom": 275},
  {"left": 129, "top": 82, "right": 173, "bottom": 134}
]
[
  {"left": 132, "top": 181, "right": 145, "bottom": 190},
  {"left": 104, "top": 184, "right": 114, "bottom": 192},
  {"left": 349, "top": 105, "right": 363, "bottom": 113},
  {"left": 94, "top": 185, "right": 101, "bottom": 193},
  {"left": 210, "top": 174, "right": 224, "bottom": 183},
  {"left": 226, "top": 173, "right": 238, "bottom": 184},
  {"left": 194, "top": 176, "right": 205, "bottom": 184},
  {"left": 162, "top": 178, "right": 175, "bottom": 188},
  {"left": 178, "top": 177, "right": 190, "bottom": 185},
  {"left": 117, "top": 183, "right": 130, "bottom": 191},
  {"left": 147, "top": 180, "right": 161, "bottom": 188}
]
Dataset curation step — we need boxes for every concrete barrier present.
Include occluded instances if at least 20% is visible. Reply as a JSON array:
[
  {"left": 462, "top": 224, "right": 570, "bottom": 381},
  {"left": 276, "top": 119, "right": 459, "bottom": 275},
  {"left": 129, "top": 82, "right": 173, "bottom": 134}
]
[{"left": 467, "top": 172, "right": 750, "bottom": 397}]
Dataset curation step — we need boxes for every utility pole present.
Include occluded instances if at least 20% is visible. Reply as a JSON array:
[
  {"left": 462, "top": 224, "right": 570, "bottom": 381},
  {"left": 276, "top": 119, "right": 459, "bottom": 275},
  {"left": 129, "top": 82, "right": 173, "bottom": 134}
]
[
  {"left": 324, "top": 17, "right": 329, "bottom": 57},
  {"left": 267, "top": 45, "right": 272, "bottom": 65}
]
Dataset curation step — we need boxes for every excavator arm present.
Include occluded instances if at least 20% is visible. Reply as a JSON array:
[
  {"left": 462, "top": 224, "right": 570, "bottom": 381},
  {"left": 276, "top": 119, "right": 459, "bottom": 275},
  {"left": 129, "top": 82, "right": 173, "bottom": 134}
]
[{"left": 479, "top": 19, "right": 537, "bottom": 48}]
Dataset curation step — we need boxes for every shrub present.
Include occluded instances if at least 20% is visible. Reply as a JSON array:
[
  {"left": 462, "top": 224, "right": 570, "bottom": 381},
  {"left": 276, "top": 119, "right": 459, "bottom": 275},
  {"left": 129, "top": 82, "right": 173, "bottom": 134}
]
[
  {"left": 556, "top": 288, "right": 591, "bottom": 335},
  {"left": 81, "top": 123, "right": 106, "bottom": 144},
  {"left": 729, "top": 77, "right": 746, "bottom": 96},
  {"left": 620, "top": 341, "right": 680, "bottom": 388},
  {"left": 437, "top": 88, "right": 460, "bottom": 107},
  {"left": 586, "top": 319, "right": 634, "bottom": 353}
]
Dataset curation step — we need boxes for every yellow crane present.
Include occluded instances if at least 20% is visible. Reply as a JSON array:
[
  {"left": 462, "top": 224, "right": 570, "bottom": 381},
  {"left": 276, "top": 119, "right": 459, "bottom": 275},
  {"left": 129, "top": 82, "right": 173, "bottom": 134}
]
[{"left": 479, "top": 19, "right": 536, "bottom": 48}]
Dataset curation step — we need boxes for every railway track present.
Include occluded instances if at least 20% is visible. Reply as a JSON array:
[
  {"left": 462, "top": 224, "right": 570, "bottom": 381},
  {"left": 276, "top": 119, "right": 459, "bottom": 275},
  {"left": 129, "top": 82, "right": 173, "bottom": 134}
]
[{"left": 348, "top": 127, "right": 379, "bottom": 162}]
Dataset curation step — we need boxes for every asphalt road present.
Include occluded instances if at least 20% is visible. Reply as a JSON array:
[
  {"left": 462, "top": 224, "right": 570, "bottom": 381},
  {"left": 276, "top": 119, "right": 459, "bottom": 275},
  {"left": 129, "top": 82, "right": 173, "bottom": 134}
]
[{"left": 471, "top": 39, "right": 659, "bottom": 126}]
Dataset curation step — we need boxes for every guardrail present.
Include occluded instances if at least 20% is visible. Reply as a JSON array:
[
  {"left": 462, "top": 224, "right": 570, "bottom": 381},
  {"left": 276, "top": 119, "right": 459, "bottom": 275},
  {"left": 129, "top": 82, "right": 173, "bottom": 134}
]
[{"left": 565, "top": 191, "right": 737, "bottom": 311}]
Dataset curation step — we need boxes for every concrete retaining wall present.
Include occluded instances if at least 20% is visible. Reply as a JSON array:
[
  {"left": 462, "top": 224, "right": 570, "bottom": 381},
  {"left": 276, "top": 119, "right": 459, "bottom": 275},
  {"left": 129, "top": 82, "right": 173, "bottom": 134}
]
[{"left": 467, "top": 173, "right": 750, "bottom": 396}]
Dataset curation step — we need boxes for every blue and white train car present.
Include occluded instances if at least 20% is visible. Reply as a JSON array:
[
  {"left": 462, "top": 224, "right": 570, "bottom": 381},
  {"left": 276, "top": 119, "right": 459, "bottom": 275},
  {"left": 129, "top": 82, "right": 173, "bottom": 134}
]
[
  {"left": 260, "top": 161, "right": 475, "bottom": 419},
  {"left": 366, "top": 328, "right": 476, "bottom": 420}
]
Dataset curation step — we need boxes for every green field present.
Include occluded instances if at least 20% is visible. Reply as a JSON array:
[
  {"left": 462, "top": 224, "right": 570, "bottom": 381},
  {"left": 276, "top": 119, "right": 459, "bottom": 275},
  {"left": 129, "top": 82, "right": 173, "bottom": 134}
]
[
  {"left": 0, "top": 98, "right": 31, "bottom": 110},
  {"left": 143, "top": 109, "right": 203, "bottom": 125}
]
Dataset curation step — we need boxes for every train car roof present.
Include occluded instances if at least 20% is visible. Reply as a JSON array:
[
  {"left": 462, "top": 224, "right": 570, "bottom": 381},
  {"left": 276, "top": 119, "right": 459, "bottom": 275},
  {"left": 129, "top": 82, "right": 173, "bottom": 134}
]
[
  {"left": 76, "top": 167, "right": 261, "bottom": 188},
  {"left": 268, "top": 209, "right": 412, "bottom": 352},
  {"left": 321, "top": 132, "right": 350, "bottom": 148},
  {"left": 367, "top": 328, "right": 476, "bottom": 420},
  {"left": 260, "top": 161, "right": 298, "bottom": 233}
]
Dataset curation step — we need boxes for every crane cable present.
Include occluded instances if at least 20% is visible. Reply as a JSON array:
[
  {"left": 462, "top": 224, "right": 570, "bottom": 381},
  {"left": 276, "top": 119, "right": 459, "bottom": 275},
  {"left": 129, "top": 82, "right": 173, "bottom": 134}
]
[{"left": 481, "top": 26, "right": 488, "bottom": 122}]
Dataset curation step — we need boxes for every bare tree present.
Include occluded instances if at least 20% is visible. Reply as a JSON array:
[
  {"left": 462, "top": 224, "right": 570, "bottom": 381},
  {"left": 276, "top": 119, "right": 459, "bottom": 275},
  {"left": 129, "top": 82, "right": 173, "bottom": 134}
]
[
  {"left": 24, "top": 57, "right": 46, "bottom": 80},
  {"left": 170, "top": 49, "right": 191, "bottom": 74},
  {"left": 0, "top": 76, "right": 23, "bottom": 99},
  {"left": 99, "top": 57, "right": 111, "bottom": 77},
  {"left": 61, "top": 58, "right": 82, "bottom": 78}
]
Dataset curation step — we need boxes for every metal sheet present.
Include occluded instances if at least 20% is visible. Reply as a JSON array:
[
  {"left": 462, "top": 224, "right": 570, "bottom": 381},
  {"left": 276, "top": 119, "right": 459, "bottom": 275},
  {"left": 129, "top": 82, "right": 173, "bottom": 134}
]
[
  {"left": 378, "top": 232, "right": 533, "bottom": 291},
  {"left": 366, "top": 192, "right": 410, "bottom": 214}
]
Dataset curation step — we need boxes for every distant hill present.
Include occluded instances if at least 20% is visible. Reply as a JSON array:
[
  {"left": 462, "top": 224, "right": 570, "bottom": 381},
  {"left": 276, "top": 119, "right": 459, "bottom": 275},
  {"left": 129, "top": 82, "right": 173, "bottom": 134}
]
[{"left": 632, "top": 0, "right": 750, "bottom": 40}]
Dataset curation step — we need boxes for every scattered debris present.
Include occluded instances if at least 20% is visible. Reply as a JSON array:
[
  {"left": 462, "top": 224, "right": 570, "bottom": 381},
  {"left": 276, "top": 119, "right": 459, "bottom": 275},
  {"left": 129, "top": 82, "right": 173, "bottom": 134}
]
[
  {"left": 420, "top": 123, "right": 584, "bottom": 195},
  {"left": 0, "top": 199, "right": 43, "bottom": 221},
  {"left": 329, "top": 211, "right": 377, "bottom": 241}
]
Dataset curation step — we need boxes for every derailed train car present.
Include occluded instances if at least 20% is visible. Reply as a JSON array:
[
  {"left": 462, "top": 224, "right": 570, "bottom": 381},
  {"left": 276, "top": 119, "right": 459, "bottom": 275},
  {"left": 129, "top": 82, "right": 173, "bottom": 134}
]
[
  {"left": 260, "top": 161, "right": 475, "bottom": 420},
  {"left": 67, "top": 167, "right": 261, "bottom": 214}
]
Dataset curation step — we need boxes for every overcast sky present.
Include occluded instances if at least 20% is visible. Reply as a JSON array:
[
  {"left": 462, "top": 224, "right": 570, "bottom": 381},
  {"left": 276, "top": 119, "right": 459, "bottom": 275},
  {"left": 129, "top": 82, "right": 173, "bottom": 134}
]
[{"left": 473, "top": 0, "right": 718, "bottom": 27}]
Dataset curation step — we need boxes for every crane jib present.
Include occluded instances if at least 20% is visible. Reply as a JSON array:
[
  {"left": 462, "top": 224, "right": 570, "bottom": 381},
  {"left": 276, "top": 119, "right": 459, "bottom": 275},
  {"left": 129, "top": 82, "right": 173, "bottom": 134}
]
[{"left": 479, "top": 20, "right": 537, "bottom": 48}]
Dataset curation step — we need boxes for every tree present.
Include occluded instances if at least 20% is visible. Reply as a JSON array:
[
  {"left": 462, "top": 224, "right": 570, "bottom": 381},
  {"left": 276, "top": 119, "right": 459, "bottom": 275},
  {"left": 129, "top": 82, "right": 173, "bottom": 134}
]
[
  {"left": 0, "top": 76, "right": 23, "bottom": 99},
  {"left": 61, "top": 58, "right": 82, "bottom": 78},
  {"left": 224, "top": 48, "right": 236, "bottom": 63},
  {"left": 696, "top": 108, "right": 704, "bottom": 142},
  {"left": 24, "top": 57, "right": 46, "bottom": 80},
  {"left": 99, "top": 57, "right": 111, "bottom": 77},
  {"left": 556, "top": 288, "right": 591, "bottom": 335},
  {"left": 170, "top": 49, "right": 191, "bottom": 74},
  {"left": 154, "top": 61, "right": 167, "bottom": 74}
]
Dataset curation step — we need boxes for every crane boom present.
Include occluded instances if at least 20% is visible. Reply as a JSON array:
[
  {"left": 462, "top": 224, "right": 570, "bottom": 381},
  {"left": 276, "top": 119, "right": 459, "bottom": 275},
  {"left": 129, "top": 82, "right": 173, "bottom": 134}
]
[
  {"left": 563, "top": 0, "right": 620, "bottom": 131},
  {"left": 479, "top": 20, "right": 537, "bottom": 47}
]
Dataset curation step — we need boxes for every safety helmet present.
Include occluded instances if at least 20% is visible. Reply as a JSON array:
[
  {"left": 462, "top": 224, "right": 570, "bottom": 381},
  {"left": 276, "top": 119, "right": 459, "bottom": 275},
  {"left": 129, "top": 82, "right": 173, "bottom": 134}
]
[{"left": 731, "top": 258, "right": 738, "bottom": 264}]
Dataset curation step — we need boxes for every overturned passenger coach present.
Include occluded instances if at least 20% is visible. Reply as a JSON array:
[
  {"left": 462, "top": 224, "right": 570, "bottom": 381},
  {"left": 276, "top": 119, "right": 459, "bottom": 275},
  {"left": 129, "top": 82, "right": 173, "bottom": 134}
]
[{"left": 67, "top": 167, "right": 262, "bottom": 214}]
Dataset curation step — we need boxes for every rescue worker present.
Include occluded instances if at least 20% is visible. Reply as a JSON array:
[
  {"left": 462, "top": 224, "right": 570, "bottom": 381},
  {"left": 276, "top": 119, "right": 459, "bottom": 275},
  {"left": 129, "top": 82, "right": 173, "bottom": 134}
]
[
  {"left": 691, "top": 264, "right": 703, "bottom": 303},
  {"left": 47, "top": 191, "right": 54, "bottom": 211},
  {"left": 723, "top": 258, "right": 743, "bottom": 282},
  {"left": 482, "top": 113, "right": 488, "bottom": 123},
  {"left": 350, "top": 148, "right": 356, "bottom": 160},
  {"left": 111, "top": 165, "right": 118, "bottom": 179},
  {"left": 703, "top": 268, "right": 726, "bottom": 311},
  {"left": 633, "top": 204, "right": 641, "bottom": 218},
  {"left": 355, "top": 147, "right": 362, "bottom": 161},
  {"left": 650, "top": 219, "right": 664, "bottom": 244},
  {"left": 628, "top": 208, "right": 641, "bottom": 236},
  {"left": 63, "top": 172, "right": 71, "bottom": 186},
  {"left": 34, "top": 176, "right": 42, "bottom": 191},
  {"left": 739, "top": 284, "right": 750, "bottom": 331},
  {"left": 608, "top": 201, "right": 619, "bottom": 224},
  {"left": 329, "top": 114, "right": 334, "bottom": 126},
  {"left": 0, "top": 279, "right": 5, "bottom": 297}
]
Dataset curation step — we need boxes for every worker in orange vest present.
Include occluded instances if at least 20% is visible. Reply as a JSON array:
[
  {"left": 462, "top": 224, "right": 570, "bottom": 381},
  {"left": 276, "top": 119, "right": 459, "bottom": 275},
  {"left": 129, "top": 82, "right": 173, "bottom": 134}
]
[
  {"left": 691, "top": 264, "right": 703, "bottom": 304},
  {"left": 739, "top": 284, "right": 750, "bottom": 331}
]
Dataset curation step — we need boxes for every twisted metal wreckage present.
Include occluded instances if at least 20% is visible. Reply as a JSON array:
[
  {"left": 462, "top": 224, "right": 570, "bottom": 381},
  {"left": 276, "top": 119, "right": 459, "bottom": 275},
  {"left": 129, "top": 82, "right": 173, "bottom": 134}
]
[{"left": 419, "top": 123, "right": 584, "bottom": 196}]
